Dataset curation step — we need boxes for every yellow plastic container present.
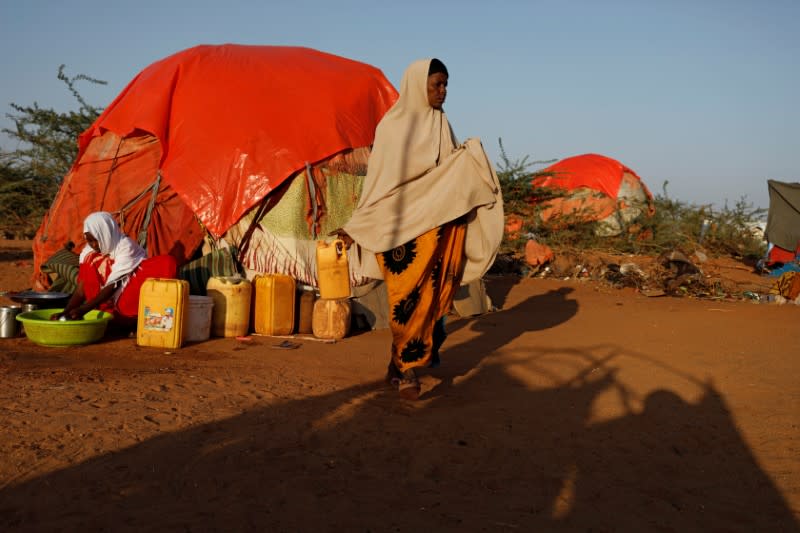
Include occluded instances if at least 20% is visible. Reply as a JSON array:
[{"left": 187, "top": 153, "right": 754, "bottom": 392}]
[
  {"left": 206, "top": 276, "right": 252, "bottom": 337},
  {"left": 137, "top": 278, "right": 189, "bottom": 349},
  {"left": 253, "top": 274, "right": 295, "bottom": 336},
  {"left": 295, "top": 289, "right": 316, "bottom": 334},
  {"left": 312, "top": 298, "right": 351, "bottom": 340},
  {"left": 316, "top": 239, "right": 351, "bottom": 299}
]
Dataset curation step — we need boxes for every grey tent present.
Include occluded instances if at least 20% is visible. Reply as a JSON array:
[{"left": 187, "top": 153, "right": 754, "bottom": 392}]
[{"left": 765, "top": 180, "right": 800, "bottom": 253}]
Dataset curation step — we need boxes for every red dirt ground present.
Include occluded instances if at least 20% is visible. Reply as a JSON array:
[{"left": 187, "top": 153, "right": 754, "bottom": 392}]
[{"left": 0, "top": 239, "right": 798, "bottom": 531}]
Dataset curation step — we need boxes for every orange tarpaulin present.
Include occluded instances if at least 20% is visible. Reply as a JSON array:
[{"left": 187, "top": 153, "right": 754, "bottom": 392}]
[
  {"left": 33, "top": 133, "right": 203, "bottom": 282},
  {"left": 530, "top": 153, "right": 654, "bottom": 227},
  {"left": 533, "top": 153, "right": 653, "bottom": 200},
  {"left": 33, "top": 45, "right": 398, "bottom": 285},
  {"left": 78, "top": 44, "right": 398, "bottom": 238}
]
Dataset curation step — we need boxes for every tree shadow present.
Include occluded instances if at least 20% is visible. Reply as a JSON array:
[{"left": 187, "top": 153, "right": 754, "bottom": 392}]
[
  {"left": 0, "top": 294, "right": 797, "bottom": 532},
  {"left": 445, "top": 283, "right": 577, "bottom": 341}
]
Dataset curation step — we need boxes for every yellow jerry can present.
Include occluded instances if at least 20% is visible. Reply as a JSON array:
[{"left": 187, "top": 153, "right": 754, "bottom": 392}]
[
  {"left": 316, "top": 239, "right": 351, "bottom": 299},
  {"left": 312, "top": 297, "right": 351, "bottom": 341},
  {"left": 253, "top": 274, "right": 295, "bottom": 336},
  {"left": 137, "top": 278, "right": 189, "bottom": 349},
  {"left": 295, "top": 288, "right": 316, "bottom": 335},
  {"left": 206, "top": 276, "right": 252, "bottom": 337}
]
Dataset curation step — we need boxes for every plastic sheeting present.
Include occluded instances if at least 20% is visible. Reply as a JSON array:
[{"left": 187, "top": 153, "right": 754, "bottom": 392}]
[
  {"left": 76, "top": 44, "right": 398, "bottom": 238},
  {"left": 533, "top": 153, "right": 653, "bottom": 200},
  {"left": 33, "top": 45, "right": 398, "bottom": 285},
  {"left": 765, "top": 180, "right": 800, "bottom": 253},
  {"left": 529, "top": 154, "right": 655, "bottom": 232},
  {"left": 33, "top": 132, "right": 204, "bottom": 288}
]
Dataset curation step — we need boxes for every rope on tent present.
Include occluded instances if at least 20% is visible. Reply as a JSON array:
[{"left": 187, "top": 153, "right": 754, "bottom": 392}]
[
  {"left": 237, "top": 194, "right": 274, "bottom": 266},
  {"left": 115, "top": 174, "right": 157, "bottom": 226},
  {"left": 137, "top": 172, "right": 162, "bottom": 251}
]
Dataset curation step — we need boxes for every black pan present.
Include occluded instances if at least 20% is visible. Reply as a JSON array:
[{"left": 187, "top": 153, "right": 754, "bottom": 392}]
[{"left": 8, "top": 290, "right": 71, "bottom": 308}]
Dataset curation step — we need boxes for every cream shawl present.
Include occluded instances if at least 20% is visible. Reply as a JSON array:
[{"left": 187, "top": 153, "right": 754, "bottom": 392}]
[{"left": 343, "top": 58, "right": 503, "bottom": 283}]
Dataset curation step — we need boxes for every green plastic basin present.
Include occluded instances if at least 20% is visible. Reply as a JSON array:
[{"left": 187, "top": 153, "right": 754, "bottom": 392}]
[{"left": 16, "top": 308, "right": 113, "bottom": 346}]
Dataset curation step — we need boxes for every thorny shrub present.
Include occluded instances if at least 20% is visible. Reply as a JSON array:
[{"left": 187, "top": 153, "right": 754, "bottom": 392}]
[{"left": 496, "top": 140, "right": 768, "bottom": 265}]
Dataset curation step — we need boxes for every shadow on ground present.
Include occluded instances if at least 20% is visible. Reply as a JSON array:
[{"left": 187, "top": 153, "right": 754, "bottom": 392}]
[
  {"left": 1, "top": 281, "right": 797, "bottom": 532},
  {"left": 0, "top": 249, "right": 33, "bottom": 262}
]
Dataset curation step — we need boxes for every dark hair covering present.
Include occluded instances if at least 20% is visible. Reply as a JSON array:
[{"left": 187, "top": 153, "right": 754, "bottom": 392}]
[{"left": 428, "top": 58, "right": 448, "bottom": 77}]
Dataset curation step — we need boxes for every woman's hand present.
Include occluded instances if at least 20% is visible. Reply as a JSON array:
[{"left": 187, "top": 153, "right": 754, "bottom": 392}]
[
  {"left": 66, "top": 305, "right": 88, "bottom": 319},
  {"left": 329, "top": 228, "right": 354, "bottom": 250},
  {"left": 51, "top": 305, "right": 88, "bottom": 321}
]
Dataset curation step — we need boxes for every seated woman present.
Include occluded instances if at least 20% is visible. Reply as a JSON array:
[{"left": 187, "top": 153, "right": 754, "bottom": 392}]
[{"left": 52, "top": 211, "right": 177, "bottom": 326}]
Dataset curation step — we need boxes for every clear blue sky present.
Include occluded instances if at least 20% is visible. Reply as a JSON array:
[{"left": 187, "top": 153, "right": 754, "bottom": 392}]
[{"left": 1, "top": 0, "right": 797, "bottom": 211}]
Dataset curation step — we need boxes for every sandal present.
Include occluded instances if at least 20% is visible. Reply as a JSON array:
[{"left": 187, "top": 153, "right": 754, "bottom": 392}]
[{"left": 397, "top": 370, "right": 421, "bottom": 401}]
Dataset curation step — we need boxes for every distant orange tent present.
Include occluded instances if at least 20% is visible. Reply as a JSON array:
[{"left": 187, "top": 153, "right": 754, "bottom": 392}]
[
  {"left": 32, "top": 44, "right": 398, "bottom": 285},
  {"left": 531, "top": 153, "right": 655, "bottom": 235}
]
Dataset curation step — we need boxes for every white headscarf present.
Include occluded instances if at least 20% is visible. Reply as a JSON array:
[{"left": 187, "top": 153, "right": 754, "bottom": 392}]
[
  {"left": 80, "top": 211, "right": 147, "bottom": 287},
  {"left": 343, "top": 58, "right": 503, "bottom": 283}
]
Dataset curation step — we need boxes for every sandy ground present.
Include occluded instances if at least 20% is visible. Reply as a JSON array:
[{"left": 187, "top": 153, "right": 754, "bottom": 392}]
[{"left": 0, "top": 239, "right": 798, "bottom": 532}]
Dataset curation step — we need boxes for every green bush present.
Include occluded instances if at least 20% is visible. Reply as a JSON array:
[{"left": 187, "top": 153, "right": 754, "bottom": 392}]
[{"left": 0, "top": 66, "right": 104, "bottom": 238}]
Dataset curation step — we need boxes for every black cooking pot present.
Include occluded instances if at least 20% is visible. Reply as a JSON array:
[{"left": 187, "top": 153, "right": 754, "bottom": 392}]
[{"left": 8, "top": 290, "right": 71, "bottom": 308}]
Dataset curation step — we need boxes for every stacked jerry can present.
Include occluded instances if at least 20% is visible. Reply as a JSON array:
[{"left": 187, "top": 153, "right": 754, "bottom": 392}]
[
  {"left": 313, "top": 239, "right": 352, "bottom": 340},
  {"left": 312, "top": 298, "right": 351, "bottom": 340},
  {"left": 137, "top": 278, "right": 190, "bottom": 348}
]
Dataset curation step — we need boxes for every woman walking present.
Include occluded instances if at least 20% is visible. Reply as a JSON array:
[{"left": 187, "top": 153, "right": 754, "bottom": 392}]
[{"left": 339, "top": 58, "right": 503, "bottom": 400}]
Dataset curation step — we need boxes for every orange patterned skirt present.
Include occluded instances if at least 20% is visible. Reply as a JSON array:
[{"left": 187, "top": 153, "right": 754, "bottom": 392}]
[{"left": 376, "top": 219, "right": 467, "bottom": 373}]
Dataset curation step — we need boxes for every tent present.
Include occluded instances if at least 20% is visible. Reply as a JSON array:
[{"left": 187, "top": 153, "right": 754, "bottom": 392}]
[
  {"left": 530, "top": 153, "right": 655, "bottom": 236},
  {"left": 32, "top": 44, "right": 398, "bottom": 287},
  {"left": 764, "top": 180, "right": 800, "bottom": 265}
]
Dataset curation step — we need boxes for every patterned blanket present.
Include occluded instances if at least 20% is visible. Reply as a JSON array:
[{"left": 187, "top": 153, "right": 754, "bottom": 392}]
[{"left": 223, "top": 147, "right": 374, "bottom": 287}]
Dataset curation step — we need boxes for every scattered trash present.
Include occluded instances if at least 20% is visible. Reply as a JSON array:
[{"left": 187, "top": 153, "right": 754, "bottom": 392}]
[
  {"left": 698, "top": 218, "right": 713, "bottom": 244},
  {"left": 602, "top": 262, "right": 647, "bottom": 289},
  {"left": 272, "top": 340, "right": 300, "bottom": 350},
  {"left": 524, "top": 239, "right": 554, "bottom": 267},
  {"left": 768, "top": 271, "right": 800, "bottom": 301},
  {"left": 573, "top": 265, "right": 590, "bottom": 278},
  {"left": 658, "top": 250, "right": 700, "bottom": 276},
  {"left": 619, "top": 263, "right": 646, "bottom": 277},
  {"left": 641, "top": 289, "right": 666, "bottom": 297},
  {"left": 488, "top": 247, "right": 774, "bottom": 302}
]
